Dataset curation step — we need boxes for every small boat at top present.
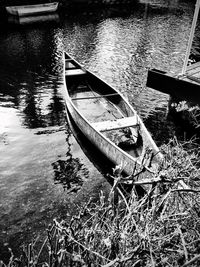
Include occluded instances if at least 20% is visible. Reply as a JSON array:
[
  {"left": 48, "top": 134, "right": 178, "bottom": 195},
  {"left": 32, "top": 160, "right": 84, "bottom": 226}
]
[
  {"left": 63, "top": 52, "right": 163, "bottom": 182},
  {"left": 5, "top": 2, "right": 59, "bottom": 17}
]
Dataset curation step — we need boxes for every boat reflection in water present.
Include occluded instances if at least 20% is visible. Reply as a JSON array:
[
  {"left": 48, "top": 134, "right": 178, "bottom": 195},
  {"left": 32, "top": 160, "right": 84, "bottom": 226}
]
[{"left": 7, "top": 13, "right": 60, "bottom": 25}]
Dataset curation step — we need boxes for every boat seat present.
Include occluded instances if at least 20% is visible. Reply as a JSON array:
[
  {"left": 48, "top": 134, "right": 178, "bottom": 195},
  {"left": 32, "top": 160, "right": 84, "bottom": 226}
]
[
  {"left": 65, "top": 68, "right": 87, "bottom": 76},
  {"left": 91, "top": 116, "right": 138, "bottom": 132}
]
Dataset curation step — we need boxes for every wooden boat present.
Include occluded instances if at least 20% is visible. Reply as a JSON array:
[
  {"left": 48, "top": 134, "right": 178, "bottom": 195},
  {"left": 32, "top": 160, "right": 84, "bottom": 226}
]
[
  {"left": 5, "top": 2, "right": 58, "bottom": 17},
  {"left": 63, "top": 52, "right": 163, "bottom": 181}
]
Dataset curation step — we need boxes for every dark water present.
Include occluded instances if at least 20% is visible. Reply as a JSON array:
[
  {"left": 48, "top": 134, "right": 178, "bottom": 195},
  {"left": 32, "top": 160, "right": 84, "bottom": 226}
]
[{"left": 0, "top": 0, "right": 199, "bottom": 261}]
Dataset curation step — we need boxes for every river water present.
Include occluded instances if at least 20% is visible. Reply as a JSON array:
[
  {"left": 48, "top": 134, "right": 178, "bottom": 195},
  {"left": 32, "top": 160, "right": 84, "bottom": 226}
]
[{"left": 0, "top": 0, "right": 198, "bottom": 261}]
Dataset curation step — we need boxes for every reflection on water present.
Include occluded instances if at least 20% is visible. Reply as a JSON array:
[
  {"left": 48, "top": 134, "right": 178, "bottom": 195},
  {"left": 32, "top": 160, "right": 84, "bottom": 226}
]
[
  {"left": 52, "top": 126, "right": 89, "bottom": 192},
  {"left": 0, "top": 0, "right": 199, "bottom": 261},
  {"left": 8, "top": 13, "right": 60, "bottom": 25},
  {"left": 0, "top": 25, "right": 65, "bottom": 128}
]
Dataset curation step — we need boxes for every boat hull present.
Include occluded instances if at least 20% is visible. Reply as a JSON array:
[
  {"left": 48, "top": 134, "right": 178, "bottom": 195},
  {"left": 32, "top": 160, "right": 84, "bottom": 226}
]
[
  {"left": 5, "top": 2, "right": 58, "bottom": 16},
  {"left": 63, "top": 52, "right": 163, "bottom": 178}
]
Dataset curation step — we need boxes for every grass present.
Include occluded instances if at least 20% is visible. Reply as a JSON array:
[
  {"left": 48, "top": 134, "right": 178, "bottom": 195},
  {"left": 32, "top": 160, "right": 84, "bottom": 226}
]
[{"left": 1, "top": 137, "right": 200, "bottom": 267}]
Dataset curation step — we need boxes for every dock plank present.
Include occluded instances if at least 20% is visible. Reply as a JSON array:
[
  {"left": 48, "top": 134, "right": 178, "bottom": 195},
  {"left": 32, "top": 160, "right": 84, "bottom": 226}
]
[
  {"left": 186, "top": 62, "right": 200, "bottom": 76},
  {"left": 187, "top": 61, "right": 200, "bottom": 71}
]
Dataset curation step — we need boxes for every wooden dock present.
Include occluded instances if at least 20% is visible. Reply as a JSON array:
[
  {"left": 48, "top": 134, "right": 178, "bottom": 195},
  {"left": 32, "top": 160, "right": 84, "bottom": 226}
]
[
  {"left": 146, "top": 0, "right": 200, "bottom": 104},
  {"left": 183, "top": 61, "right": 200, "bottom": 84},
  {"left": 146, "top": 63, "right": 200, "bottom": 104}
]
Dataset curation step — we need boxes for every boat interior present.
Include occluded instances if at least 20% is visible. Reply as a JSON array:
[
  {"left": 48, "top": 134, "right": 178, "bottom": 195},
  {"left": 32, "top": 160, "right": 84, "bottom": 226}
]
[{"left": 65, "top": 55, "right": 143, "bottom": 158}]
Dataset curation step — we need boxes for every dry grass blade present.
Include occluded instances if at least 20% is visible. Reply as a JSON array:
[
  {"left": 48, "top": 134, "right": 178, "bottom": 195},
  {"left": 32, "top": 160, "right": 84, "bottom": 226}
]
[{"left": 2, "top": 137, "right": 200, "bottom": 267}]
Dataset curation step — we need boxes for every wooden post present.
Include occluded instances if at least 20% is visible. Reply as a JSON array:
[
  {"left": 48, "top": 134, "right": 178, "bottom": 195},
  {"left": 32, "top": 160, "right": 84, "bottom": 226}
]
[{"left": 181, "top": 0, "right": 200, "bottom": 75}]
